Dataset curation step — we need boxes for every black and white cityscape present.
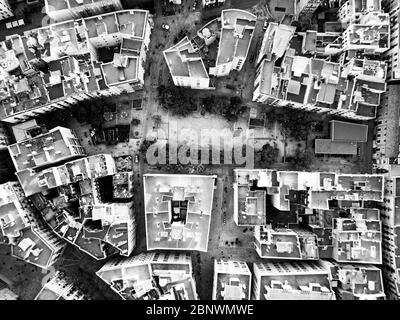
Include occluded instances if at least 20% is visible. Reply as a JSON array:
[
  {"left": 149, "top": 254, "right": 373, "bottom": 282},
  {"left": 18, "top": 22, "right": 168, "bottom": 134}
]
[{"left": 0, "top": 0, "right": 400, "bottom": 306}]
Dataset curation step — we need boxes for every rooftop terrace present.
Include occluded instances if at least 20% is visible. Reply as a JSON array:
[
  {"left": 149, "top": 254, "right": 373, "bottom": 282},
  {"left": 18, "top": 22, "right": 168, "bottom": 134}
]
[
  {"left": 8, "top": 127, "right": 84, "bottom": 172},
  {"left": 144, "top": 174, "right": 216, "bottom": 252}
]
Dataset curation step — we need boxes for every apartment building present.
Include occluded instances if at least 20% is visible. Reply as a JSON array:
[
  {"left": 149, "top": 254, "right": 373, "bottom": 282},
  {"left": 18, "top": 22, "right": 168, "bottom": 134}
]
[
  {"left": 234, "top": 169, "right": 384, "bottom": 263},
  {"left": 372, "top": 90, "right": 399, "bottom": 165},
  {"left": 382, "top": 0, "right": 400, "bottom": 80},
  {"left": 0, "top": 0, "right": 13, "bottom": 21},
  {"left": 19, "top": 153, "right": 136, "bottom": 260},
  {"left": 338, "top": 0, "right": 382, "bottom": 24},
  {"left": 299, "top": 30, "right": 343, "bottom": 56},
  {"left": 11, "top": 120, "right": 46, "bottom": 143},
  {"left": 210, "top": 9, "right": 256, "bottom": 77},
  {"left": 143, "top": 174, "right": 217, "bottom": 252},
  {"left": 8, "top": 126, "right": 85, "bottom": 174},
  {"left": 96, "top": 252, "right": 198, "bottom": 300},
  {"left": 83, "top": 10, "right": 152, "bottom": 92},
  {"left": 202, "top": 0, "right": 225, "bottom": 8},
  {"left": 0, "top": 181, "right": 65, "bottom": 269},
  {"left": 0, "top": 10, "right": 152, "bottom": 124},
  {"left": 164, "top": 9, "right": 256, "bottom": 89},
  {"left": 371, "top": 163, "right": 400, "bottom": 299},
  {"left": 0, "top": 288, "right": 18, "bottom": 300},
  {"left": 45, "top": 0, "right": 123, "bottom": 22},
  {"left": 253, "top": 32, "right": 387, "bottom": 120},
  {"left": 113, "top": 171, "right": 134, "bottom": 199},
  {"left": 163, "top": 36, "right": 210, "bottom": 89},
  {"left": 254, "top": 225, "right": 319, "bottom": 260},
  {"left": 325, "top": 262, "right": 386, "bottom": 299},
  {"left": 0, "top": 123, "right": 10, "bottom": 150},
  {"left": 16, "top": 153, "right": 114, "bottom": 196},
  {"left": 332, "top": 208, "right": 382, "bottom": 264},
  {"left": 341, "top": 10, "right": 390, "bottom": 54},
  {"left": 295, "top": 0, "right": 323, "bottom": 20},
  {"left": 212, "top": 259, "right": 252, "bottom": 300},
  {"left": 252, "top": 260, "right": 335, "bottom": 300},
  {"left": 0, "top": 32, "right": 109, "bottom": 123},
  {"left": 234, "top": 169, "right": 384, "bottom": 221},
  {"left": 255, "top": 22, "right": 296, "bottom": 66},
  {"left": 35, "top": 271, "right": 87, "bottom": 300}
]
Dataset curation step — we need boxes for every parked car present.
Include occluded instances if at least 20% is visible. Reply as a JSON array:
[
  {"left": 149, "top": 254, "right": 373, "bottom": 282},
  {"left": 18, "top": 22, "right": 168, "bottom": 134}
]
[
  {"left": 135, "top": 154, "right": 139, "bottom": 163},
  {"left": 162, "top": 24, "right": 170, "bottom": 31},
  {"left": 263, "top": 21, "right": 268, "bottom": 30}
]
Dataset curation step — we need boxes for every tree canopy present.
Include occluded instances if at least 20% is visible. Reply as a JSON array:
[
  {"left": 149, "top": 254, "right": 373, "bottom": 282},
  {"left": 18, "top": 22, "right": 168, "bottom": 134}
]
[
  {"left": 202, "top": 95, "right": 246, "bottom": 122},
  {"left": 278, "top": 108, "right": 314, "bottom": 141},
  {"left": 158, "top": 85, "right": 197, "bottom": 117},
  {"left": 290, "top": 149, "right": 314, "bottom": 170},
  {"left": 257, "top": 143, "right": 279, "bottom": 167}
]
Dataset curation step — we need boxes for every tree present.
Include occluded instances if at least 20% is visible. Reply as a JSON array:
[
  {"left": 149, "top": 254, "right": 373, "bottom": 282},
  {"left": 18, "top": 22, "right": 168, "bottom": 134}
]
[
  {"left": 258, "top": 143, "right": 279, "bottom": 167},
  {"left": 278, "top": 108, "right": 313, "bottom": 141},
  {"left": 224, "top": 96, "right": 246, "bottom": 122},
  {"left": 72, "top": 99, "right": 104, "bottom": 130},
  {"left": 131, "top": 118, "right": 141, "bottom": 126},
  {"left": 139, "top": 139, "right": 157, "bottom": 154},
  {"left": 158, "top": 85, "right": 196, "bottom": 117},
  {"left": 202, "top": 95, "right": 245, "bottom": 122},
  {"left": 290, "top": 149, "right": 314, "bottom": 170},
  {"left": 152, "top": 115, "right": 162, "bottom": 128}
]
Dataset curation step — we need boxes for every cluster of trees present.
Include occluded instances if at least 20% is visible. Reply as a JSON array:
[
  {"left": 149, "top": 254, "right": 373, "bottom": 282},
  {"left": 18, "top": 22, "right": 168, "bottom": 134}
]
[
  {"left": 72, "top": 99, "right": 106, "bottom": 130},
  {"left": 256, "top": 143, "right": 279, "bottom": 167},
  {"left": 158, "top": 85, "right": 246, "bottom": 122},
  {"left": 289, "top": 149, "right": 314, "bottom": 170},
  {"left": 265, "top": 107, "right": 315, "bottom": 141},
  {"left": 279, "top": 108, "right": 315, "bottom": 141},
  {"left": 158, "top": 85, "right": 197, "bottom": 117},
  {"left": 202, "top": 95, "right": 246, "bottom": 122}
]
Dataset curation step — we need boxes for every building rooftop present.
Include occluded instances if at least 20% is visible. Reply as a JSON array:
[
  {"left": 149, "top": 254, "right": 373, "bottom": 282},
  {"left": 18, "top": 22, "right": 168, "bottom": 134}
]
[
  {"left": 101, "top": 54, "right": 139, "bottom": 86},
  {"left": 234, "top": 169, "right": 384, "bottom": 214},
  {"left": 0, "top": 182, "right": 30, "bottom": 239},
  {"left": 213, "top": 260, "right": 251, "bottom": 300},
  {"left": 255, "top": 226, "right": 319, "bottom": 260},
  {"left": 11, "top": 227, "right": 55, "bottom": 269},
  {"left": 254, "top": 23, "right": 388, "bottom": 119},
  {"left": 330, "top": 264, "right": 385, "bottom": 299},
  {"left": 258, "top": 23, "right": 296, "bottom": 63},
  {"left": 0, "top": 182, "right": 64, "bottom": 269},
  {"left": 8, "top": 127, "right": 85, "bottom": 172},
  {"left": 331, "top": 120, "right": 368, "bottom": 142},
  {"left": 0, "top": 9, "right": 150, "bottom": 123},
  {"left": 254, "top": 261, "right": 335, "bottom": 300},
  {"left": 113, "top": 171, "right": 134, "bottom": 199},
  {"left": 332, "top": 211, "right": 382, "bottom": 264},
  {"left": 163, "top": 37, "right": 209, "bottom": 80},
  {"left": 0, "top": 50, "right": 101, "bottom": 122},
  {"left": 216, "top": 9, "right": 256, "bottom": 66},
  {"left": 25, "top": 21, "right": 88, "bottom": 62},
  {"left": 30, "top": 186, "right": 134, "bottom": 260},
  {"left": 143, "top": 174, "right": 216, "bottom": 252},
  {"left": 35, "top": 271, "right": 87, "bottom": 300},
  {"left": 315, "top": 139, "right": 358, "bottom": 155},
  {"left": 164, "top": 9, "right": 256, "bottom": 84},
  {"left": 45, "top": 0, "right": 117, "bottom": 12},
  {"left": 344, "top": 12, "right": 389, "bottom": 50},
  {"left": 339, "top": 0, "right": 381, "bottom": 20},
  {"left": 96, "top": 252, "right": 198, "bottom": 300},
  {"left": 84, "top": 10, "right": 148, "bottom": 40}
]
